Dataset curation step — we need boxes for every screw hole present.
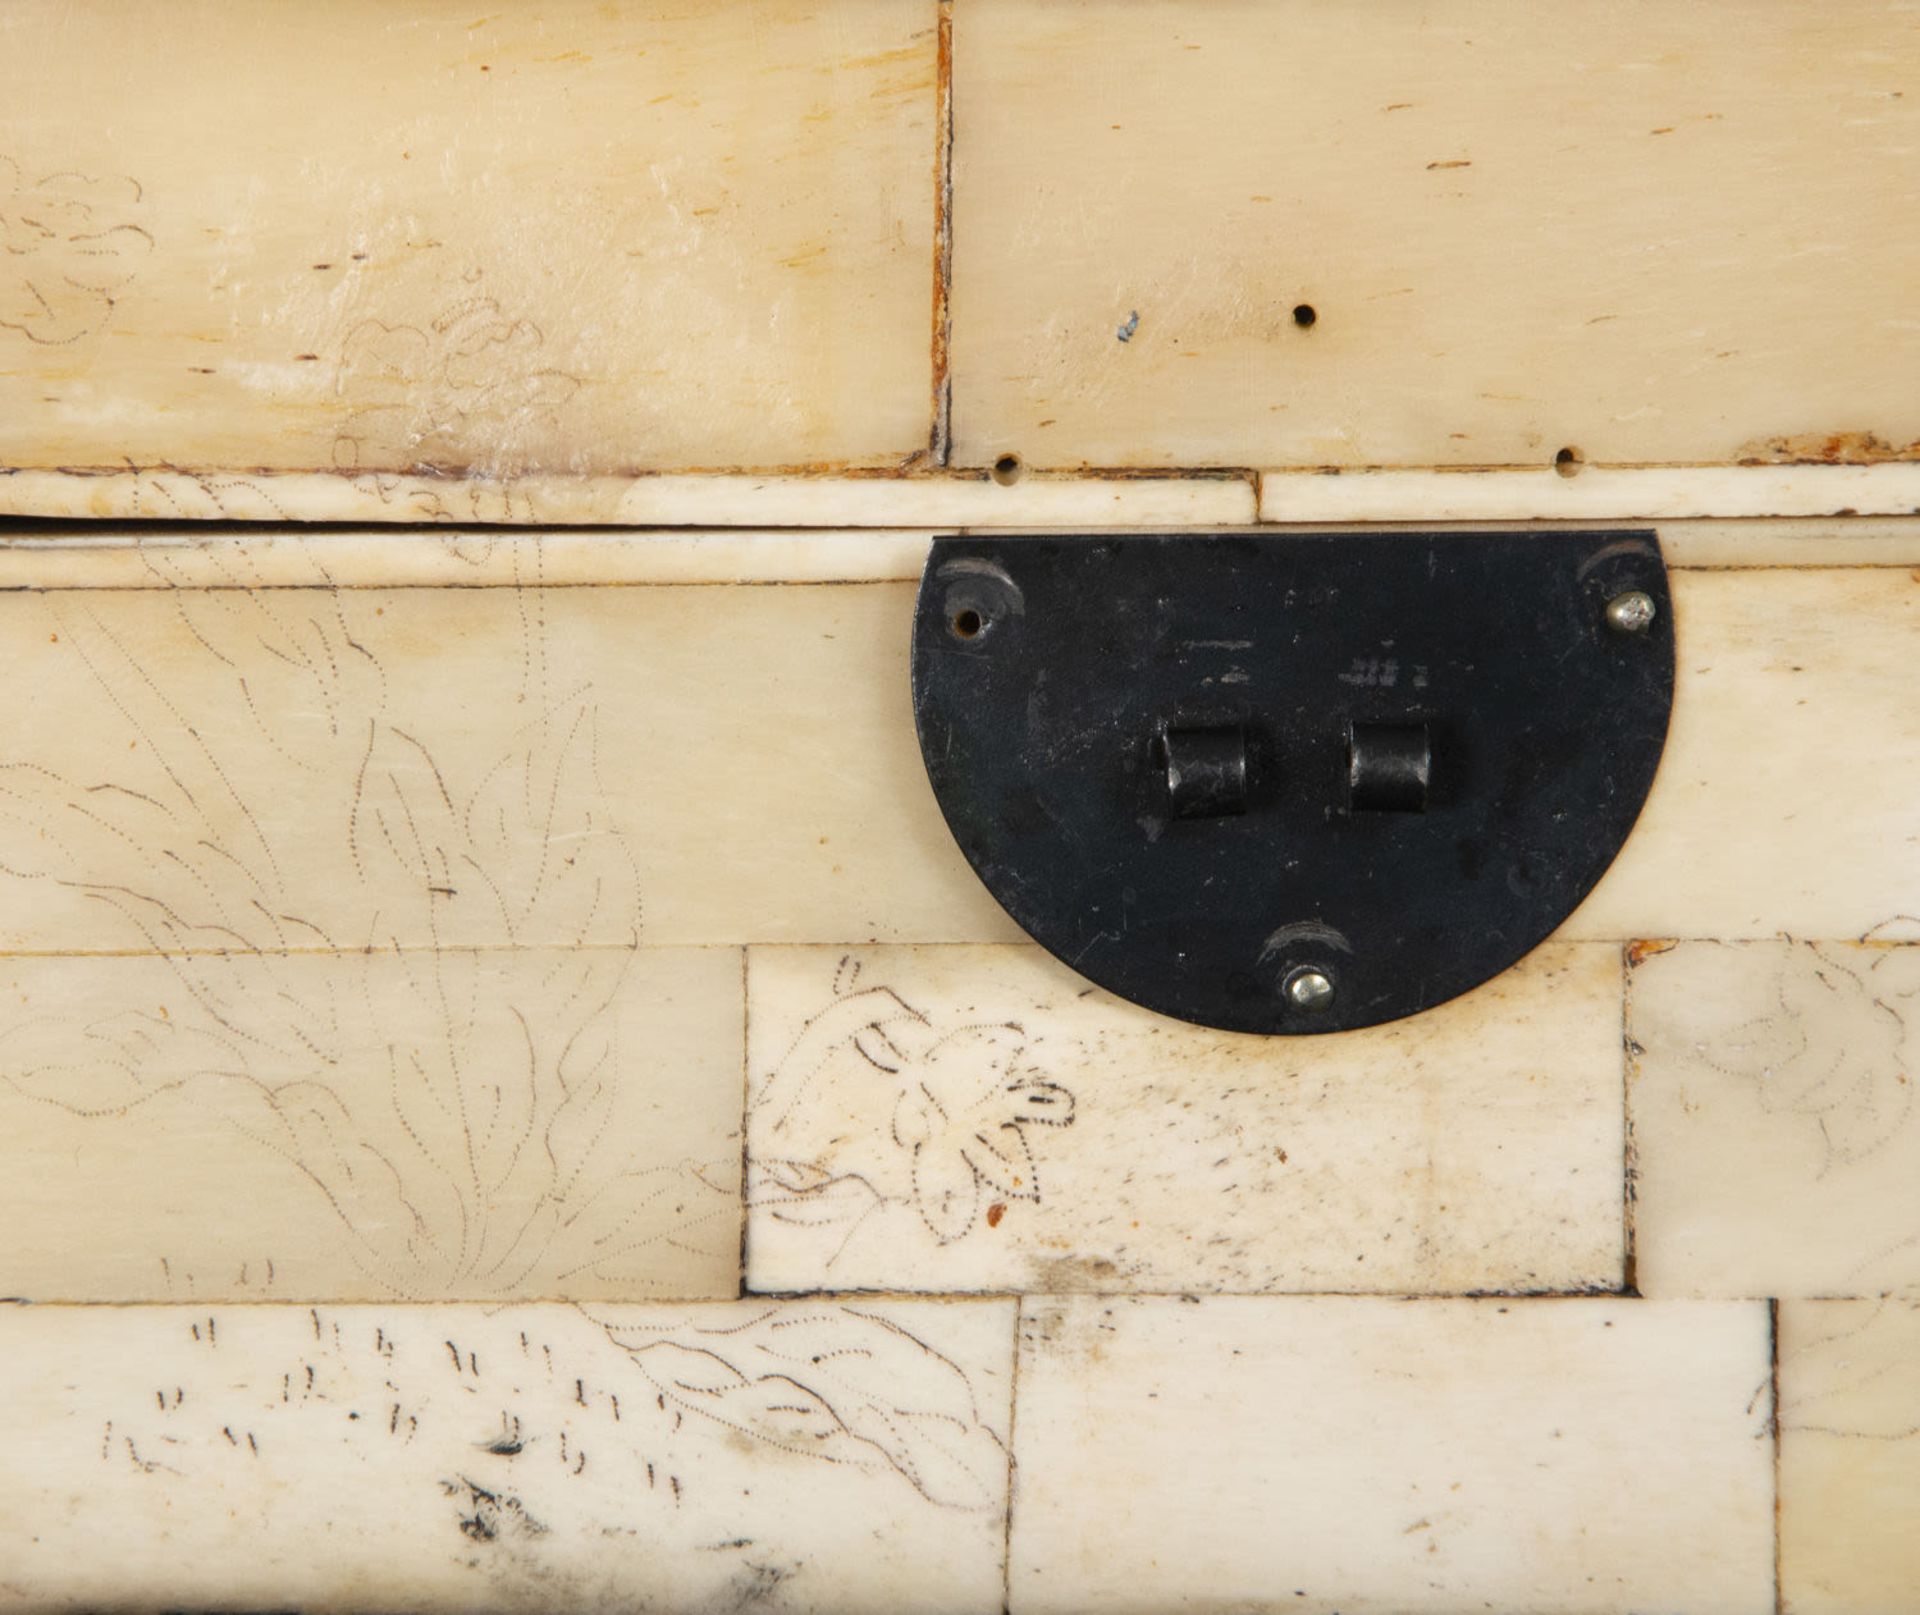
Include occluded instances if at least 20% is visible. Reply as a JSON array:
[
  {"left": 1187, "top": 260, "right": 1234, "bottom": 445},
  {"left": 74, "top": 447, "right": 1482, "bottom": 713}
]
[
  {"left": 991, "top": 453, "right": 1023, "bottom": 486},
  {"left": 1292, "top": 303, "right": 1317, "bottom": 329},
  {"left": 1554, "top": 445, "right": 1584, "bottom": 477},
  {"left": 951, "top": 607, "right": 984, "bottom": 639}
]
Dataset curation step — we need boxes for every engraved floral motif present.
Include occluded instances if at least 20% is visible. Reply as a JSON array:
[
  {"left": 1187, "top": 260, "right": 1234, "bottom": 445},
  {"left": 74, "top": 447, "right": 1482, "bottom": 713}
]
[
  {"left": 0, "top": 155, "right": 152, "bottom": 344},
  {"left": 752, "top": 957, "right": 1075, "bottom": 1251},
  {"left": 1700, "top": 942, "right": 1915, "bottom": 1169},
  {"left": 332, "top": 297, "right": 581, "bottom": 475}
]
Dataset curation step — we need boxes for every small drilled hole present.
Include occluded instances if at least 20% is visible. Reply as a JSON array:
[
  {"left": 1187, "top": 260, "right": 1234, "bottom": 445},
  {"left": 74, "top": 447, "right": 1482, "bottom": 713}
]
[
  {"left": 1292, "top": 303, "right": 1317, "bottom": 328},
  {"left": 951, "top": 607, "right": 984, "bottom": 639},
  {"left": 1555, "top": 445, "right": 1584, "bottom": 477},
  {"left": 991, "top": 453, "right": 1023, "bottom": 486}
]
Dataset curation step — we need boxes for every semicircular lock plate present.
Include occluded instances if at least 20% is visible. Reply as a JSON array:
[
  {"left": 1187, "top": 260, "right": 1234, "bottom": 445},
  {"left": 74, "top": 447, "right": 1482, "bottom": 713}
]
[{"left": 911, "top": 530, "right": 1674, "bottom": 1034}]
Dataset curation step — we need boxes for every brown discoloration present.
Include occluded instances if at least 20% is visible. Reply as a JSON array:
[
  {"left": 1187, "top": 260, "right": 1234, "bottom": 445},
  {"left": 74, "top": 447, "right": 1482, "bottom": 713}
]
[
  {"left": 1737, "top": 431, "right": 1920, "bottom": 465},
  {"left": 985, "top": 1202, "right": 1006, "bottom": 1228},
  {"left": 1035, "top": 1254, "right": 1121, "bottom": 1292},
  {"left": 928, "top": 1, "right": 954, "bottom": 466},
  {"left": 1626, "top": 938, "right": 1678, "bottom": 966}
]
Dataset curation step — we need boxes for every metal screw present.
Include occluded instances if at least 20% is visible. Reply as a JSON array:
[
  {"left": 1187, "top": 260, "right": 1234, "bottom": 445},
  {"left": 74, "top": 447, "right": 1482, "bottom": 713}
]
[
  {"left": 1284, "top": 966, "right": 1335, "bottom": 1012},
  {"left": 1605, "top": 590, "right": 1656, "bottom": 634}
]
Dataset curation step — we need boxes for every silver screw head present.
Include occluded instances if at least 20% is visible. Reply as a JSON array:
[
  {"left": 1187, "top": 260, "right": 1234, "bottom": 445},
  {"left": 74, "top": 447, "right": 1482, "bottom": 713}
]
[
  {"left": 1605, "top": 590, "right": 1657, "bottom": 634},
  {"left": 1284, "top": 966, "right": 1335, "bottom": 1012}
]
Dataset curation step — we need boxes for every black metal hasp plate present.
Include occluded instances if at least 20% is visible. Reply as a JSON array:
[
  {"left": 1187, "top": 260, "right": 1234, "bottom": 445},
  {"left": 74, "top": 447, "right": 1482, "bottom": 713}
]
[{"left": 911, "top": 531, "right": 1674, "bottom": 1035}]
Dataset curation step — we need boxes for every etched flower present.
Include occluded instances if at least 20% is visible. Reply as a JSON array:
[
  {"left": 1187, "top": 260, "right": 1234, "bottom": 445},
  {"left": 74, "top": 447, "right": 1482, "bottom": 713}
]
[
  {"left": 751, "top": 958, "right": 1077, "bottom": 1247},
  {"left": 1706, "top": 943, "right": 1915, "bottom": 1166},
  {"left": 882, "top": 1025, "right": 1075, "bottom": 1242},
  {"left": 333, "top": 298, "right": 580, "bottom": 475},
  {"left": 0, "top": 156, "right": 152, "bottom": 345}
]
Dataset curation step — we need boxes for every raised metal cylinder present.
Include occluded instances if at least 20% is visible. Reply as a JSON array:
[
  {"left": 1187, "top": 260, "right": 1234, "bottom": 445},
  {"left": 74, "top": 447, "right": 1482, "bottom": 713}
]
[
  {"left": 1348, "top": 722, "right": 1430, "bottom": 813},
  {"left": 1163, "top": 725, "right": 1248, "bottom": 819}
]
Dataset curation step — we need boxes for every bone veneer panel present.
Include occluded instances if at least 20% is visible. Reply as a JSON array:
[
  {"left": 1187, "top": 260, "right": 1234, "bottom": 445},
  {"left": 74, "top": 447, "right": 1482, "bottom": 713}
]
[
  {"left": 1779, "top": 1298, "right": 1920, "bottom": 1615},
  {"left": 2, "top": 518, "right": 1917, "bottom": 592},
  {"left": 0, "top": 948, "right": 744, "bottom": 1303},
  {"left": 1628, "top": 941, "right": 1920, "bottom": 1299},
  {"left": 1566, "top": 568, "right": 1920, "bottom": 940},
  {"left": 0, "top": 1299, "right": 1015, "bottom": 1613},
  {"left": 0, "top": 0, "right": 937, "bottom": 477},
  {"left": 1007, "top": 1295, "right": 1775, "bottom": 1615},
  {"left": 0, "top": 579, "right": 1015, "bottom": 952},
  {"left": 951, "top": 0, "right": 1920, "bottom": 472},
  {"left": 745, "top": 943, "right": 1622, "bottom": 1295},
  {"left": 0, "top": 565, "right": 1911, "bottom": 953}
]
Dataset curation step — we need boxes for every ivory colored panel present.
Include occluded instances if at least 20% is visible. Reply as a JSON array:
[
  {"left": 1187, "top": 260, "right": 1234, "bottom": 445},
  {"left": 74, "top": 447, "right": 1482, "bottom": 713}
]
[
  {"left": 1250, "top": 518, "right": 1920, "bottom": 570},
  {"left": 0, "top": 947, "right": 743, "bottom": 1302},
  {"left": 1008, "top": 1295, "right": 1775, "bottom": 1615},
  {"left": 1653, "top": 518, "right": 1920, "bottom": 570},
  {"left": 0, "top": 1298, "right": 1014, "bottom": 1613},
  {"left": 1565, "top": 568, "right": 1920, "bottom": 940},
  {"left": 952, "top": 0, "right": 1920, "bottom": 471},
  {"left": 1629, "top": 941, "right": 1920, "bottom": 1299},
  {"left": 12, "top": 461, "right": 1920, "bottom": 528},
  {"left": 18, "top": 462, "right": 1919, "bottom": 531},
  {"left": 0, "top": 580, "right": 1013, "bottom": 952},
  {"left": 0, "top": 1, "right": 936, "bottom": 476},
  {"left": 2, "top": 565, "right": 1915, "bottom": 952},
  {"left": 1259, "top": 464, "right": 1920, "bottom": 523},
  {"left": 0, "top": 565, "right": 1913, "bottom": 952},
  {"left": 745, "top": 944, "right": 1622, "bottom": 1295},
  {"left": 3, "top": 517, "right": 1914, "bottom": 595},
  {"left": 1779, "top": 1298, "right": 1920, "bottom": 1615},
  {"left": 0, "top": 468, "right": 1259, "bottom": 527},
  {"left": 0, "top": 527, "right": 942, "bottom": 589}
]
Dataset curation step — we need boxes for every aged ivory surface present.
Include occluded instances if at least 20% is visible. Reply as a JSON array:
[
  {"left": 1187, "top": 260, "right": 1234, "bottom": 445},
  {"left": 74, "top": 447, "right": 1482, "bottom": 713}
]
[
  {"left": 0, "top": 535, "right": 1908, "bottom": 1613},
  {"left": 4, "top": 0, "right": 1919, "bottom": 1607}
]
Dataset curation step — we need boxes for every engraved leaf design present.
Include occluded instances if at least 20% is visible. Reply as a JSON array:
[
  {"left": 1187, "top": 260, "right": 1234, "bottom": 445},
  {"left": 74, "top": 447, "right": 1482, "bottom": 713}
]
[
  {"left": 0, "top": 552, "right": 694, "bottom": 1298},
  {"left": 459, "top": 697, "right": 640, "bottom": 948},
  {"left": 1781, "top": 1301, "right": 1920, "bottom": 1440},
  {"left": 601, "top": 1305, "right": 1008, "bottom": 1511}
]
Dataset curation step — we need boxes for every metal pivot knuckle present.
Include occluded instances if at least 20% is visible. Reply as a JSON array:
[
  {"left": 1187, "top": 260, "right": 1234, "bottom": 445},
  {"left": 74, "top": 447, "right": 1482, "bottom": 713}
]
[
  {"left": 910, "top": 530, "right": 1675, "bottom": 1036},
  {"left": 1347, "top": 722, "right": 1430, "bottom": 813},
  {"left": 1163, "top": 725, "right": 1248, "bottom": 819}
]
